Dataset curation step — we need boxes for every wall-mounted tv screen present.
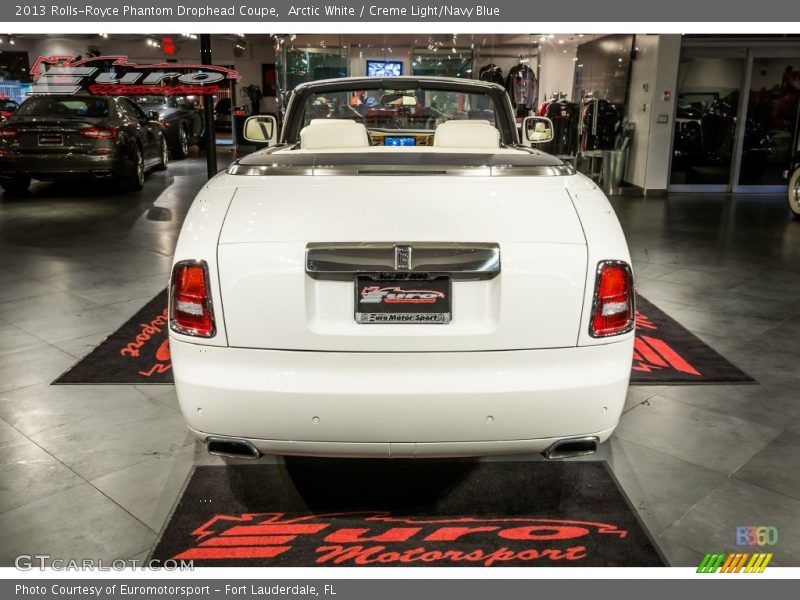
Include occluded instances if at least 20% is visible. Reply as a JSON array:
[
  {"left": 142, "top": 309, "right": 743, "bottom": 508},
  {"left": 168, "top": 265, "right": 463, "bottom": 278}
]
[{"left": 367, "top": 60, "right": 403, "bottom": 77}]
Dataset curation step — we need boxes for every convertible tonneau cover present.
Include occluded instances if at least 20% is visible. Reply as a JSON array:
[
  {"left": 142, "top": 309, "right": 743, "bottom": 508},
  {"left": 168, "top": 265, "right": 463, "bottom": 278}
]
[{"left": 227, "top": 150, "right": 575, "bottom": 177}]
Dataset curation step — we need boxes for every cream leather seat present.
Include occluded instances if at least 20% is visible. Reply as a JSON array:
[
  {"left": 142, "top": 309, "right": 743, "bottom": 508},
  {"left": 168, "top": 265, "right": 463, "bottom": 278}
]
[
  {"left": 433, "top": 119, "right": 500, "bottom": 149},
  {"left": 300, "top": 119, "right": 370, "bottom": 150},
  {"left": 529, "top": 121, "right": 553, "bottom": 142}
]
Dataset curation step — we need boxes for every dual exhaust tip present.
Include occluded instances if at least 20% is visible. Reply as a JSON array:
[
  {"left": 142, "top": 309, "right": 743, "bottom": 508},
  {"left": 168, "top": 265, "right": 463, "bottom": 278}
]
[
  {"left": 542, "top": 436, "right": 599, "bottom": 459},
  {"left": 206, "top": 436, "right": 261, "bottom": 460},
  {"left": 206, "top": 435, "right": 600, "bottom": 460}
]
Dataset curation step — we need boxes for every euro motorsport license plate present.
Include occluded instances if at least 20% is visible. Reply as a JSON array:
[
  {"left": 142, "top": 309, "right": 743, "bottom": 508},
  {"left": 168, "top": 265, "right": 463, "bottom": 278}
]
[{"left": 355, "top": 275, "right": 451, "bottom": 324}]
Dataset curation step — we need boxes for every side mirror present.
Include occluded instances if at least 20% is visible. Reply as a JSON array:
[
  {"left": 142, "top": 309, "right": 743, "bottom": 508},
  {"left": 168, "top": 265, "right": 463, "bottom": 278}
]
[
  {"left": 522, "top": 116, "right": 554, "bottom": 146},
  {"left": 243, "top": 115, "right": 278, "bottom": 146},
  {"left": 147, "top": 110, "right": 161, "bottom": 122}
]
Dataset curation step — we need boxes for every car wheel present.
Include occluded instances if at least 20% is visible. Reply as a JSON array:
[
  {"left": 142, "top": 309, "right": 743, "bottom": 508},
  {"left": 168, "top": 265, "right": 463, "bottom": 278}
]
[
  {"left": 120, "top": 144, "right": 145, "bottom": 191},
  {"left": 0, "top": 176, "right": 31, "bottom": 196},
  {"left": 154, "top": 136, "right": 168, "bottom": 171},
  {"left": 789, "top": 168, "right": 800, "bottom": 219},
  {"left": 172, "top": 125, "right": 189, "bottom": 160}
]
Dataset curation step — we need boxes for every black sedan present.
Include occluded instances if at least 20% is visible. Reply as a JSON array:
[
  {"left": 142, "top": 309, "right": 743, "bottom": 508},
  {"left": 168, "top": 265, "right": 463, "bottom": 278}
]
[
  {"left": 0, "top": 99, "right": 19, "bottom": 122},
  {"left": 0, "top": 95, "right": 167, "bottom": 195},
  {"left": 129, "top": 95, "right": 205, "bottom": 159}
]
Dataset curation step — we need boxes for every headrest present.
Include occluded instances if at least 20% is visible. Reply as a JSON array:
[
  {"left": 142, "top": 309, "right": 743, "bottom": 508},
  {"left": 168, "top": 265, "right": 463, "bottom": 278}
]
[
  {"left": 300, "top": 119, "right": 370, "bottom": 150},
  {"left": 433, "top": 119, "right": 500, "bottom": 149}
]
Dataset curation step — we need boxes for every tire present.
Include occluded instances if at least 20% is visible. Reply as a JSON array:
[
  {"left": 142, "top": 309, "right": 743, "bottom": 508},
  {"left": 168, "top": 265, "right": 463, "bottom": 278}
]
[
  {"left": 171, "top": 125, "right": 189, "bottom": 160},
  {"left": 789, "top": 167, "right": 800, "bottom": 219},
  {"left": 120, "top": 144, "right": 145, "bottom": 191},
  {"left": 154, "top": 136, "right": 168, "bottom": 171},
  {"left": 0, "top": 176, "right": 31, "bottom": 196}
]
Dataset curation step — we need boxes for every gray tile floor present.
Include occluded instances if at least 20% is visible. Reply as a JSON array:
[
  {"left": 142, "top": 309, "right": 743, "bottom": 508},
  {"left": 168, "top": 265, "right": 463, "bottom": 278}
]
[{"left": 1, "top": 159, "right": 798, "bottom": 567}]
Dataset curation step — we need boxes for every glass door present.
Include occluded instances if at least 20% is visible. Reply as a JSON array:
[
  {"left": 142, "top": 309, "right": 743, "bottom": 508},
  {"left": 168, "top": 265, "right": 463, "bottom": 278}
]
[
  {"left": 669, "top": 57, "right": 746, "bottom": 191},
  {"left": 736, "top": 57, "right": 800, "bottom": 190}
]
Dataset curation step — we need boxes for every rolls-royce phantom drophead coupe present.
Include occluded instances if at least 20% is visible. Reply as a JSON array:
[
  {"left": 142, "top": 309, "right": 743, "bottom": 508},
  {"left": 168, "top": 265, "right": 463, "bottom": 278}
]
[{"left": 169, "top": 76, "right": 635, "bottom": 460}]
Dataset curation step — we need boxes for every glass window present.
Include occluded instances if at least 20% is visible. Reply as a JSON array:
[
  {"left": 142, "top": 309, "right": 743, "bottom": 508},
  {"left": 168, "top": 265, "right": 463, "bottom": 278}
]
[
  {"left": 16, "top": 96, "right": 109, "bottom": 118},
  {"left": 738, "top": 58, "right": 800, "bottom": 185},
  {"left": 411, "top": 48, "right": 473, "bottom": 78},
  {"left": 285, "top": 48, "right": 348, "bottom": 91},
  {"left": 670, "top": 57, "right": 745, "bottom": 186},
  {"left": 118, "top": 98, "right": 146, "bottom": 120},
  {"left": 301, "top": 87, "right": 498, "bottom": 131}
]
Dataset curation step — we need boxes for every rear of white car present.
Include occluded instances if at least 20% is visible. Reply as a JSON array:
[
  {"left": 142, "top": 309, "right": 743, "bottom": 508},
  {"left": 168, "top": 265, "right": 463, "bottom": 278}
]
[
  {"left": 169, "top": 76, "right": 634, "bottom": 459},
  {"left": 168, "top": 169, "right": 634, "bottom": 458}
]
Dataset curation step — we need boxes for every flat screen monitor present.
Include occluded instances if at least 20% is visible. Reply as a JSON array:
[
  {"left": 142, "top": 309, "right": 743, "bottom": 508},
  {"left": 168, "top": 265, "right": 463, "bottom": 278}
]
[{"left": 367, "top": 60, "right": 403, "bottom": 77}]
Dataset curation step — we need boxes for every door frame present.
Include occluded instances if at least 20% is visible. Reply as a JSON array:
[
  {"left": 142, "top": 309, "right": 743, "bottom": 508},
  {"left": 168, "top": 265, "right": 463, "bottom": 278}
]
[{"left": 668, "top": 39, "right": 800, "bottom": 193}]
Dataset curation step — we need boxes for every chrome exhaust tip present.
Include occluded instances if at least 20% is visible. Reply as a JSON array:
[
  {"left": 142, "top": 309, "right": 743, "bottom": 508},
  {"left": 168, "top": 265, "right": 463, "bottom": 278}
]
[
  {"left": 206, "top": 436, "right": 261, "bottom": 460},
  {"left": 542, "top": 436, "right": 599, "bottom": 459}
]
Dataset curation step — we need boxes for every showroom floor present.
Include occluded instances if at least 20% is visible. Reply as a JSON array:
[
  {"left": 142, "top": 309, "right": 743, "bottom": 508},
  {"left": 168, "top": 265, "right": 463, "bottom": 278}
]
[{"left": 0, "top": 157, "right": 799, "bottom": 567}]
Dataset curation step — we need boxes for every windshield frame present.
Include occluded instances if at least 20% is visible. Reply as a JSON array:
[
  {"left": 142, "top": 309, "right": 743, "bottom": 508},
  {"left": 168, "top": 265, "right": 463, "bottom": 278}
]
[{"left": 282, "top": 77, "right": 518, "bottom": 146}]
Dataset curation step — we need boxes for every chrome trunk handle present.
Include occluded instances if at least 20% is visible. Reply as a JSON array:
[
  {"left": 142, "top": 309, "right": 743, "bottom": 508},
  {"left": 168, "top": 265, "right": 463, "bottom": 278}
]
[{"left": 305, "top": 242, "right": 500, "bottom": 280}]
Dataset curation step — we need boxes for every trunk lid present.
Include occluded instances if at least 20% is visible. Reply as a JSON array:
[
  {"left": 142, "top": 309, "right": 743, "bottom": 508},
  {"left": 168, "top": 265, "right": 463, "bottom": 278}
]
[
  {"left": 217, "top": 177, "right": 587, "bottom": 351},
  {"left": 6, "top": 117, "right": 105, "bottom": 155}
]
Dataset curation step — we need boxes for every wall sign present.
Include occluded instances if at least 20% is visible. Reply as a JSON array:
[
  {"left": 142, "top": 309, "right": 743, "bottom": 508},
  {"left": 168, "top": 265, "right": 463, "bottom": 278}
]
[{"left": 29, "top": 55, "right": 240, "bottom": 96}]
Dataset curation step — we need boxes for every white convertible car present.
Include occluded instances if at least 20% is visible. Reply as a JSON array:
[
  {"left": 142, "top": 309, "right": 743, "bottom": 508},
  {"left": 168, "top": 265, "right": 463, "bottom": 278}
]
[{"left": 169, "top": 76, "right": 635, "bottom": 460}]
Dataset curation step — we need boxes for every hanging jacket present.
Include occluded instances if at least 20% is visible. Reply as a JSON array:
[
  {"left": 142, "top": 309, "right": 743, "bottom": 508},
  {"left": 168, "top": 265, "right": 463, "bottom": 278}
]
[
  {"left": 505, "top": 64, "right": 537, "bottom": 109},
  {"left": 478, "top": 63, "right": 505, "bottom": 86},
  {"left": 545, "top": 99, "right": 580, "bottom": 155}
]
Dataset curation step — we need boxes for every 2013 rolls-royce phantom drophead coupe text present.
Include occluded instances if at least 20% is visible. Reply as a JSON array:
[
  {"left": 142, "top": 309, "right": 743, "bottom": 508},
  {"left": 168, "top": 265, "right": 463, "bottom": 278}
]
[{"left": 168, "top": 76, "right": 635, "bottom": 460}]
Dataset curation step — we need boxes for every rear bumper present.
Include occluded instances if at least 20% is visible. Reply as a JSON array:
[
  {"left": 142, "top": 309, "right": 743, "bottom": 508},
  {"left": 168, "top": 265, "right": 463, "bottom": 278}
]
[
  {"left": 0, "top": 154, "right": 125, "bottom": 179},
  {"left": 172, "top": 337, "right": 633, "bottom": 457}
]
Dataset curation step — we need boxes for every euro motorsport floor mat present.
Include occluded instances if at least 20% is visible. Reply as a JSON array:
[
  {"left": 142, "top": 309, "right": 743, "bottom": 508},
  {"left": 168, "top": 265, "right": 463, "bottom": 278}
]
[
  {"left": 149, "top": 460, "right": 666, "bottom": 567},
  {"left": 53, "top": 290, "right": 754, "bottom": 385}
]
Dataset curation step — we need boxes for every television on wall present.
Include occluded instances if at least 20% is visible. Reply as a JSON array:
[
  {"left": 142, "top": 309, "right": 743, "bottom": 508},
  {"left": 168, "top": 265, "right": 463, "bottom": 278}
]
[{"left": 367, "top": 60, "right": 403, "bottom": 77}]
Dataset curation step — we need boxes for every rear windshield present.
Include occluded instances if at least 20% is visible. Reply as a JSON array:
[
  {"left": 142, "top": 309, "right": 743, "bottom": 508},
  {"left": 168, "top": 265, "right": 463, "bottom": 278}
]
[
  {"left": 16, "top": 97, "right": 109, "bottom": 118},
  {"left": 302, "top": 88, "right": 499, "bottom": 131}
]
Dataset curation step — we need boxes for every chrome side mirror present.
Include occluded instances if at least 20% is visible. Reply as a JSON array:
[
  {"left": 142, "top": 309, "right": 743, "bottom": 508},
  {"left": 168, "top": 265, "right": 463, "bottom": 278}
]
[
  {"left": 243, "top": 115, "right": 278, "bottom": 146},
  {"left": 522, "top": 116, "right": 554, "bottom": 146}
]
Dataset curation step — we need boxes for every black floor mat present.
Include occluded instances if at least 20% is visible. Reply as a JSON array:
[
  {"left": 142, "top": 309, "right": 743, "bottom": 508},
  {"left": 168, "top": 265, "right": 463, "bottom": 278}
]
[
  {"left": 53, "top": 290, "right": 754, "bottom": 385},
  {"left": 54, "top": 290, "right": 172, "bottom": 384},
  {"left": 631, "top": 296, "right": 754, "bottom": 384},
  {"left": 150, "top": 461, "right": 665, "bottom": 567}
]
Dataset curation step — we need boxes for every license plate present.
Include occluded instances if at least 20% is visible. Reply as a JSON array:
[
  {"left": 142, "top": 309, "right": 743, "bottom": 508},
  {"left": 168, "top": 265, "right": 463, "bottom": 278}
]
[
  {"left": 39, "top": 133, "right": 63, "bottom": 146},
  {"left": 355, "top": 275, "right": 451, "bottom": 324}
]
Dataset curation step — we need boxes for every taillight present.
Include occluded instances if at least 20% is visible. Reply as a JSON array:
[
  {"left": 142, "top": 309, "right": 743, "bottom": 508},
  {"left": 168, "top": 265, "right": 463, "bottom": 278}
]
[
  {"left": 234, "top": 108, "right": 247, "bottom": 117},
  {"left": 170, "top": 260, "right": 215, "bottom": 337},
  {"left": 78, "top": 126, "right": 119, "bottom": 140},
  {"left": 0, "top": 126, "right": 18, "bottom": 138},
  {"left": 590, "top": 261, "right": 634, "bottom": 337}
]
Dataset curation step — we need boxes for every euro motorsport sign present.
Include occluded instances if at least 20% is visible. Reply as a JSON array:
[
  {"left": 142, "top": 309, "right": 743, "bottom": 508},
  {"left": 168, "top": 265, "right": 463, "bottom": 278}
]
[
  {"left": 29, "top": 55, "right": 240, "bottom": 96},
  {"left": 169, "top": 512, "right": 631, "bottom": 566}
]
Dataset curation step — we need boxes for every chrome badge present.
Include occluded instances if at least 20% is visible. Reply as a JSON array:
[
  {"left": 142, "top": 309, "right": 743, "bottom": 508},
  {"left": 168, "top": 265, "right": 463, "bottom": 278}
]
[{"left": 394, "top": 245, "right": 412, "bottom": 270}]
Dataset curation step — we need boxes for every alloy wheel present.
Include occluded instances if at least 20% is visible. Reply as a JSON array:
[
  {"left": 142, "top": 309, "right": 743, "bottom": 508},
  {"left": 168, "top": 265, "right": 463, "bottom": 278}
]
[
  {"left": 180, "top": 128, "right": 189, "bottom": 155},
  {"left": 136, "top": 147, "right": 145, "bottom": 186},
  {"left": 791, "top": 170, "right": 800, "bottom": 216}
]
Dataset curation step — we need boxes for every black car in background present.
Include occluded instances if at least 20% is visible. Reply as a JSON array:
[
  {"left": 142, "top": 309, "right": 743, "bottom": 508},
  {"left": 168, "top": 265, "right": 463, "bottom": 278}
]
[
  {"left": 0, "top": 95, "right": 167, "bottom": 195},
  {"left": 0, "top": 99, "right": 19, "bottom": 122},
  {"left": 214, "top": 97, "right": 248, "bottom": 131},
  {"left": 129, "top": 95, "right": 205, "bottom": 159}
]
